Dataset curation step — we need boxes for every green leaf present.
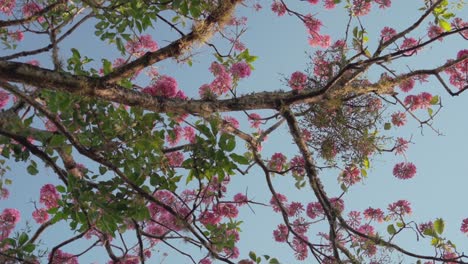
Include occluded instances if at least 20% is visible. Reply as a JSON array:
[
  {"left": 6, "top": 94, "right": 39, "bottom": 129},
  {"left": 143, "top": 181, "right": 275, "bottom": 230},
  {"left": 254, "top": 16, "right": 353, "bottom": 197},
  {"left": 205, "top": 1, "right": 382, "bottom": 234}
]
[
  {"left": 249, "top": 251, "right": 257, "bottom": 261},
  {"left": 230, "top": 153, "right": 249, "bottom": 165},
  {"left": 428, "top": 108, "right": 433, "bottom": 116},
  {"left": 387, "top": 224, "right": 396, "bottom": 235},
  {"left": 439, "top": 19, "right": 452, "bottom": 31},
  {"left": 384, "top": 122, "right": 392, "bottom": 130},
  {"left": 18, "top": 233, "right": 29, "bottom": 246},
  {"left": 23, "top": 243, "right": 35, "bottom": 253},
  {"left": 56, "top": 185, "right": 66, "bottom": 193},
  {"left": 430, "top": 95, "right": 439, "bottom": 105},
  {"left": 434, "top": 218, "right": 445, "bottom": 235},
  {"left": 269, "top": 258, "right": 280, "bottom": 264},
  {"left": 27, "top": 161, "right": 39, "bottom": 175}
]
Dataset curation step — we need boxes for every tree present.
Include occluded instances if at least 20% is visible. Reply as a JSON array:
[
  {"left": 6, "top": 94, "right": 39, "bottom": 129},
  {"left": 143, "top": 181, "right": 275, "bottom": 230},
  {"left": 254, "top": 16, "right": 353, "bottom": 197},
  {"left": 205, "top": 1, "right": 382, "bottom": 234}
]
[{"left": 0, "top": 0, "right": 467, "bottom": 263}]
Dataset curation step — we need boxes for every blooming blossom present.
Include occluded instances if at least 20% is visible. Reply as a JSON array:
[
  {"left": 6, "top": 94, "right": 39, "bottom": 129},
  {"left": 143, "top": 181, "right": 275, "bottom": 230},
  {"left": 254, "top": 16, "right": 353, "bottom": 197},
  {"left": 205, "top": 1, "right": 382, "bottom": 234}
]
[
  {"left": 271, "top": 1, "right": 286, "bottom": 16},
  {"left": 126, "top": 34, "right": 158, "bottom": 56},
  {"left": 393, "top": 162, "right": 416, "bottom": 179},
  {"left": 209, "top": 62, "right": 232, "bottom": 95},
  {"left": 306, "top": 201, "right": 323, "bottom": 219},
  {"left": 183, "top": 126, "right": 196, "bottom": 143},
  {"left": 341, "top": 166, "right": 361, "bottom": 185},
  {"left": 324, "top": 0, "right": 336, "bottom": 9},
  {"left": 270, "top": 193, "right": 288, "bottom": 212},
  {"left": 375, "top": 0, "right": 392, "bottom": 8},
  {"left": 388, "top": 200, "right": 412, "bottom": 216},
  {"left": 394, "top": 138, "right": 409, "bottom": 155},
  {"left": 352, "top": 0, "right": 372, "bottom": 16},
  {"left": 404, "top": 92, "right": 433, "bottom": 111},
  {"left": 380, "top": 27, "right": 397, "bottom": 42},
  {"left": 166, "top": 126, "right": 182, "bottom": 146},
  {"left": 230, "top": 62, "right": 251, "bottom": 79},
  {"left": 363, "top": 207, "right": 385, "bottom": 222},
  {"left": 32, "top": 208, "right": 49, "bottom": 224},
  {"left": 0, "top": 188, "right": 9, "bottom": 199},
  {"left": 273, "top": 224, "right": 289, "bottom": 242},
  {"left": 0, "top": 90, "right": 9, "bottom": 109},
  {"left": 400, "top": 37, "right": 420, "bottom": 55},
  {"left": 427, "top": 23, "right": 444, "bottom": 41},
  {"left": 9, "top": 30, "right": 24, "bottom": 41},
  {"left": 248, "top": 113, "right": 262, "bottom": 128},
  {"left": 288, "top": 71, "right": 308, "bottom": 91},
  {"left": 268, "top": 152, "right": 287, "bottom": 171},
  {"left": 287, "top": 202, "right": 304, "bottom": 217},
  {"left": 143, "top": 75, "right": 179, "bottom": 98},
  {"left": 0, "top": 0, "right": 15, "bottom": 15},
  {"left": 49, "top": 249, "right": 78, "bottom": 264},
  {"left": 233, "top": 193, "right": 248, "bottom": 205},
  {"left": 0, "top": 208, "right": 20, "bottom": 239},
  {"left": 22, "top": 2, "right": 44, "bottom": 23},
  {"left": 40, "top": 184, "right": 60, "bottom": 209},
  {"left": 399, "top": 78, "right": 415, "bottom": 92},
  {"left": 391, "top": 112, "right": 406, "bottom": 127},
  {"left": 165, "top": 151, "right": 184, "bottom": 167},
  {"left": 290, "top": 155, "right": 305, "bottom": 176},
  {"left": 461, "top": 218, "right": 468, "bottom": 234}
]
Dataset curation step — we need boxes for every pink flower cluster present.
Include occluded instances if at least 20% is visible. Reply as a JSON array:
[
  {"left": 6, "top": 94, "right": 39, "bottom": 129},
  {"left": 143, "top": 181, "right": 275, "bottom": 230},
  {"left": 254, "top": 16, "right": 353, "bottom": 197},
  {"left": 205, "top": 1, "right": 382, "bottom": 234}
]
[
  {"left": 22, "top": 2, "right": 44, "bottom": 22},
  {"left": 0, "top": 89, "right": 10, "bottom": 109},
  {"left": 0, "top": 208, "right": 20, "bottom": 240},
  {"left": 32, "top": 208, "right": 49, "bottom": 224},
  {"left": 288, "top": 71, "right": 308, "bottom": 91},
  {"left": 399, "top": 78, "right": 415, "bottom": 92},
  {"left": 341, "top": 166, "right": 361, "bottom": 185},
  {"left": 248, "top": 113, "right": 262, "bottom": 128},
  {"left": 165, "top": 151, "right": 184, "bottom": 167},
  {"left": 388, "top": 200, "right": 412, "bottom": 216},
  {"left": 268, "top": 152, "right": 287, "bottom": 171},
  {"left": 270, "top": 1, "right": 286, "bottom": 16},
  {"left": 353, "top": 0, "right": 392, "bottom": 16},
  {"left": 304, "top": 15, "right": 331, "bottom": 48},
  {"left": 142, "top": 75, "right": 186, "bottom": 99},
  {"left": 391, "top": 111, "right": 406, "bottom": 127},
  {"left": 394, "top": 138, "right": 409, "bottom": 155},
  {"left": 400, "top": 37, "right": 421, "bottom": 55},
  {"left": 392, "top": 162, "right": 416, "bottom": 179},
  {"left": 0, "top": 0, "right": 15, "bottom": 15},
  {"left": 126, "top": 34, "right": 158, "bottom": 56},
  {"left": 230, "top": 62, "right": 251, "bottom": 79},
  {"left": 404, "top": 92, "right": 433, "bottom": 111},
  {"left": 461, "top": 218, "right": 468, "bottom": 234},
  {"left": 380, "top": 27, "right": 397, "bottom": 42},
  {"left": 40, "top": 184, "right": 60, "bottom": 209},
  {"left": 49, "top": 249, "right": 78, "bottom": 264},
  {"left": 444, "top": 49, "right": 468, "bottom": 90},
  {"left": 363, "top": 207, "right": 385, "bottom": 222}
]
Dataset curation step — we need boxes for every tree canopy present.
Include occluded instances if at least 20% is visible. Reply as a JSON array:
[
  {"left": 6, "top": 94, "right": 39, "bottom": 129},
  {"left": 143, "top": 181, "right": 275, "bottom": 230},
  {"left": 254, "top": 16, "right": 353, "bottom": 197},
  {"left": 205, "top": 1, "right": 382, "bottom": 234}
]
[{"left": 0, "top": 0, "right": 467, "bottom": 263}]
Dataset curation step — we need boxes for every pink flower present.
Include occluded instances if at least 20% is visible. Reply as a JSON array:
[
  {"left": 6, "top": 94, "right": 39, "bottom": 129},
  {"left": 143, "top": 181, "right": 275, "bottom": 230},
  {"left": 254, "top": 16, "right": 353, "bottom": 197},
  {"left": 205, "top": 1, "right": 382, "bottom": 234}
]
[
  {"left": 0, "top": 0, "right": 16, "bottom": 15},
  {"left": 380, "top": 27, "right": 397, "bottom": 42},
  {"left": 0, "top": 188, "right": 9, "bottom": 199},
  {"left": 388, "top": 200, "right": 412, "bottom": 216},
  {"left": 0, "top": 208, "right": 20, "bottom": 239},
  {"left": 347, "top": 211, "right": 362, "bottom": 228},
  {"left": 32, "top": 208, "right": 49, "bottom": 224},
  {"left": 9, "top": 30, "right": 24, "bottom": 41},
  {"left": 183, "top": 126, "right": 196, "bottom": 143},
  {"left": 22, "top": 2, "right": 44, "bottom": 23},
  {"left": 209, "top": 62, "right": 232, "bottom": 95},
  {"left": 45, "top": 119, "right": 58, "bottom": 132},
  {"left": 306, "top": 201, "right": 323, "bottom": 219},
  {"left": 214, "top": 203, "right": 238, "bottom": 218},
  {"left": 391, "top": 112, "right": 406, "bottom": 127},
  {"left": 308, "top": 0, "right": 319, "bottom": 4},
  {"left": 341, "top": 166, "right": 361, "bottom": 185},
  {"left": 375, "top": 0, "right": 392, "bottom": 8},
  {"left": 400, "top": 37, "right": 420, "bottom": 55},
  {"left": 143, "top": 75, "right": 179, "bottom": 98},
  {"left": 393, "top": 162, "right": 416, "bottom": 179},
  {"left": 0, "top": 90, "right": 10, "bottom": 109},
  {"left": 248, "top": 113, "right": 262, "bottom": 128},
  {"left": 200, "top": 258, "right": 212, "bottom": 264},
  {"left": 404, "top": 92, "right": 432, "bottom": 111},
  {"left": 419, "top": 221, "right": 433, "bottom": 233},
  {"left": 26, "top": 60, "right": 40, "bottom": 66},
  {"left": 363, "top": 207, "right": 385, "bottom": 222},
  {"left": 49, "top": 249, "right": 78, "bottom": 264},
  {"left": 268, "top": 152, "right": 287, "bottom": 171},
  {"left": 199, "top": 84, "right": 216, "bottom": 99},
  {"left": 292, "top": 236, "right": 308, "bottom": 260},
  {"left": 271, "top": 1, "right": 286, "bottom": 16},
  {"left": 273, "top": 224, "right": 288, "bottom": 242},
  {"left": 126, "top": 34, "right": 158, "bottom": 56},
  {"left": 304, "top": 15, "right": 322, "bottom": 33},
  {"left": 233, "top": 193, "right": 248, "bottom": 205},
  {"left": 399, "top": 78, "right": 415, "bottom": 92},
  {"left": 394, "top": 138, "right": 409, "bottom": 155},
  {"left": 324, "top": 0, "right": 336, "bottom": 9},
  {"left": 427, "top": 23, "right": 444, "bottom": 41},
  {"left": 352, "top": 0, "right": 372, "bottom": 16},
  {"left": 40, "top": 184, "right": 60, "bottom": 209},
  {"left": 166, "top": 126, "right": 182, "bottom": 146},
  {"left": 288, "top": 71, "right": 308, "bottom": 91},
  {"left": 199, "top": 210, "right": 222, "bottom": 226},
  {"left": 230, "top": 62, "right": 251, "bottom": 78},
  {"left": 165, "top": 151, "right": 184, "bottom": 167},
  {"left": 287, "top": 202, "right": 304, "bottom": 217},
  {"left": 461, "top": 218, "right": 468, "bottom": 234},
  {"left": 270, "top": 193, "right": 288, "bottom": 212},
  {"left": 290, "top": 155, "right": 305, "bottom": 176},
  {"left": 223, "top": 116, "right": 239, "bottom": 129}
]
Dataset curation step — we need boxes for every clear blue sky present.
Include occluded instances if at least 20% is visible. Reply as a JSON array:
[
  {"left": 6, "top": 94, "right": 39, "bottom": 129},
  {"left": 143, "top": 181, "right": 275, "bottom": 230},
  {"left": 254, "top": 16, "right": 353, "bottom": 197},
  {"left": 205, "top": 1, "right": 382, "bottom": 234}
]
[{"left": 2, "top": 1, "right": 467, "bottom": 263}]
